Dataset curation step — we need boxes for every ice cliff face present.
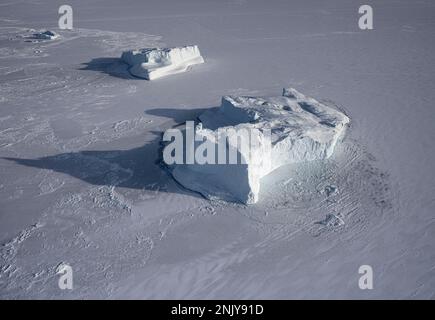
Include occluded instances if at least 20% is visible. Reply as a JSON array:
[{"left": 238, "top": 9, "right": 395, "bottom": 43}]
[
  {"left": 168, "top": 88, "right": 350, "bottom": 204},
  {"left": 121, "top": 45, "right": 204, "bottom": 80}
]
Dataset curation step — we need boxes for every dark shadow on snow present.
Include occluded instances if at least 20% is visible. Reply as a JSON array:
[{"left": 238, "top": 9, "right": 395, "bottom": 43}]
[
  {"left": 79, "top": 57, "right": 141, "bottom": 80},
  {"left": 2, "top": 132, "right": 201, "bottom": 199},
  {"left": 4, "top": 101, "right": 226, "bottom": 200}
]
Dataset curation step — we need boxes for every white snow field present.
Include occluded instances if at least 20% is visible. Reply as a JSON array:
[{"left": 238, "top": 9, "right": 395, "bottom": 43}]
[
  {"left": 0, "top": 0, "right": 434, "bottom": 299},
  {"left": 170, "top": 88, "right": 349, "bottom": 204},
  {"left": 121, "top": 46, "right": 204, "bottom": 80}
]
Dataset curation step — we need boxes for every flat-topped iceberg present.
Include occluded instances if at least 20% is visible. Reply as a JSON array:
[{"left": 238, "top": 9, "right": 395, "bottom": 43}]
[
  {"left": 121, "top": 45, "right": 204, "bottom": 80},
  {"left": 165, "top": 88, "right": 350, "bottom": 204}
]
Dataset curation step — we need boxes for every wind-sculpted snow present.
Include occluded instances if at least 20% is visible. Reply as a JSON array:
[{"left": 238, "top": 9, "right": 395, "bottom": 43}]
[
  {"left": 121, "top": 46, "right": 204, "bottom": 80},
  {"left": 168, "top": 88, "right": 350, "bottom": 204}
]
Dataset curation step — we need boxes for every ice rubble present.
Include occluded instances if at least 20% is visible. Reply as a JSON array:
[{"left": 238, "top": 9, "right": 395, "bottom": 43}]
[
  {"left": 121, "top": 45, "right": 204, "bottom": 80},
  {"left": 168, "top": 88, "right": 350, "bottom": 204},
  {"left": 32, "top": 30, "right": 60, "bottom": 40}
]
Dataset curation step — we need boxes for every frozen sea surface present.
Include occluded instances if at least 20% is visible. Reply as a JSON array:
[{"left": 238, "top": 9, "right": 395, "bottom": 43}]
[{"left": 0, "top": 0, "right": 434, "bottom": 299}]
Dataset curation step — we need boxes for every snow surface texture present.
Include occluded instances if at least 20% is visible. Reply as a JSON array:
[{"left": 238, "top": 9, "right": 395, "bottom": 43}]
[
  {"left": 121, "top": 46, "right": 204, "bottom": 80},
  {"left": 170, "top": 88, "right": 350, "bottom": 204}
]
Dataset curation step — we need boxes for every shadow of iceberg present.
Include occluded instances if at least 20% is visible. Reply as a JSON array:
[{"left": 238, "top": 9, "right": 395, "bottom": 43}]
[
  {"left": 3, "top": 133, "right": 201, "bottom": 199},
  {"left": 79, "top": 57, "right": 140, "bottom": 80}
]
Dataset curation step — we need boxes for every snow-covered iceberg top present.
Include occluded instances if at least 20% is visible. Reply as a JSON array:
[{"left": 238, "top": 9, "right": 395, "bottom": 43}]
[
  {"left": 164, "top": 88, "right": 350, "bottom": 204},
  {"left": 121, "top": 45, "right": 204, "bottom": 80}
]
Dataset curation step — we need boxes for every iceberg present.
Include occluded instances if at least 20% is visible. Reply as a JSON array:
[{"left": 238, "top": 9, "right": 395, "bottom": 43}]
[
  {"left": 121, "top": 45, "right": 204, "bottom": 80},
  {"left": 166, "top": 88, "right": 350, "bottom": 204},
  {"left": 32, "top": 30, "right": 60, "bottom": 40}
]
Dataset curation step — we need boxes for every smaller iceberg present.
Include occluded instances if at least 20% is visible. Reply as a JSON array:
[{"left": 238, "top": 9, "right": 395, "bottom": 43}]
[
  {"left": 121, "top": 45, "right": 204, "bottom": 80},
  {"left": 32, "top": 30, "right": 60, "bottom": 40}
]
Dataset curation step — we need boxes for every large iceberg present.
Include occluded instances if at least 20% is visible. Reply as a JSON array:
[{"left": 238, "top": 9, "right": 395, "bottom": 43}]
[
  {"left": 121, "top": 45, "right": 204, "bottom": 80},
  {"left": 166, "top": 88, "right": 350, "bottom": 204}
]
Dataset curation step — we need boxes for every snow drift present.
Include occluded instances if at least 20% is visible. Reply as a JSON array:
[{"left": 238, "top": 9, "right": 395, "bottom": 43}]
[
  {"left": 121, "top": 45, "right": 204, "bottom": 80},
  {"left": 168, "top": 88, "right": 350, "bottom": 204}
]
